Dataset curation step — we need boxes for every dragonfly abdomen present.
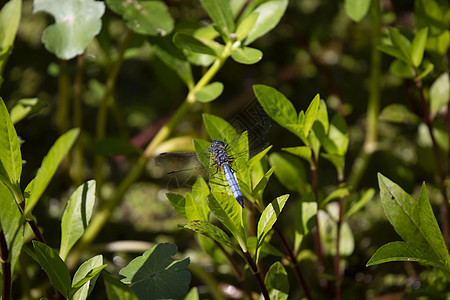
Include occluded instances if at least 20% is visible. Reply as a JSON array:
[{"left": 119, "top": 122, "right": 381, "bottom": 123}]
[{"left": 221, "top": 164, "right": 244, "bottom": 208}]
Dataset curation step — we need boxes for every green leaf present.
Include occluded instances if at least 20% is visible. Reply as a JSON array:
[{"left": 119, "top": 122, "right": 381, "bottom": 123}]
[
  {"left": 345, "top": 188, "right": 375, "bottom": 219},
  {"left": 0, "top": 98, "right": 22, "bottom": 193},
  {"left": 149, "top": 35, "right": 194, "bottom": 87},
  {"left": 25, "top": 128, "right": 80, "bottom": 217},
  {"left": 376, "top": 174, "right": 450, "bottom": 270},
  {"left": 60, "top": 180, "right": 96, "bottom": 261},
  {"left": 253, "top": 85, "right": 298, "bottom": 133},
  {"left": 106, "top": 0, "right": 174, "bottom": 36},
  {"left": 367, "top": 241, "right": 447, "bottom": 269},
  {"left": 390, "top": 59, "right": 414, "bottom": 78},
  {"left": 208, "top": 191, "right": 247, "bottom": 251},
  {"left": 257, "top": 194, "right": 289, "bottom": 245},
  {"left": 282, "top": 146, "right": 312, "bottom": 164},
  {"left": 9, "top": 98, "right": 47, "bottom": 124},
  {"left": 430, "top": 72, "right": 450, "bottom": 118},
  {"left": 103, "top": 271, "right": 138, "bottom": 300},
  {"left": 94, "top": 138, "right": 141, "bottom": 156},
  {"left": 344, "top": 0, "right": 371, "bottom": 22},
  {"left": 184, "top": 220, "right": 243, "bottom": 255},
  {"left": 173, "top": 33, "right": 216, "bottom": 56},
  {"left": 324, "top": 113, "right": 348, "bottom": 155},
  {"left": 32, "top": 240, "right": 71, "bottom": 298},
  {"left": 389, "top": 28, "right": 412, "bottom": 65},
  {"left": 184, "top": 287, "right": 200, "bottom": 300},
  {"left": 0, "top": 0, "right": 21, "bottom": 48},
  {"left": 379, "top": 103, "right": 421, "bottom": 124},
  {"left": 378, "top": 44, "right": 408, "bottom": 63},
  {"left": 33, "top": 0, "right": 105, "bottom": 60},
  {"left": 244, "top": 0, "right": 288, "bottom": 45},
  {"left": 235, "top": 12, "right": 259, "bottom": 41},
  {"left": 194, "top": 82, "right": 224, "bottom": 103},
  {"left": 411, "top": 27, "right": 428, "bottom": 67},
  {"left": 416, "top": 61, "right": 434, "bottom": 80},
  {"left": 265, "top": 262, "right": 289, "bottom": 300},
  {"left": 203, "top": 113, "right": 239, "bottom": 142},
  {"left": 294, "top": 193, "right": 317, "bottom": 253},
  {"left": 252, "top": 166, "right": 275, "bottom": 203},
  {"left": 0, "top": 182, "right": 24, "bottom": 274},
  {"left": 71, "top": 255, "right": 105, "bottom": 299},
  {"left": 303, "top": 94, "right": 320, "bottom": 137},
  {"left": 119, "top": 243, "right": 191, "bottom": 299},
  {"left": 199, "top": 0, "right": 235, "bottom": 37},
  {"left": 230, "top": 46, "right": 263, "bottom": 64},
  {"left": 321, "top": 187, "right": 350, "bottom": 208},
  {"left": 269, "top": 152, "right": 310, "bottom": 195}
]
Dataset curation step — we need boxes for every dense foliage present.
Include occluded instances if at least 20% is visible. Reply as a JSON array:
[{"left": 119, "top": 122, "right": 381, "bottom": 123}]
[{"left": 0, "top": 0, "right": 449, "bottom": 299}]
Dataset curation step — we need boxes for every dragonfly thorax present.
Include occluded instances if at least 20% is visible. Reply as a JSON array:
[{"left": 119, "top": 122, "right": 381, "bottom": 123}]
[{"left": 208, "top": 140, "right": 230, "bottom": 166}]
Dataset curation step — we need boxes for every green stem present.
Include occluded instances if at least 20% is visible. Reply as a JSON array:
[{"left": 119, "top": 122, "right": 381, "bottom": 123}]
[
  {"left": 66, "top": 41, "right": 233, "bottom": 269},
  {"left": 58, "top": 60, "right": 71, "bottom": 133},
  {"left": 348, "top": 0, "right": 381, "bottom": 190},
  {"left": 94, "top": 29, "right": 134, "bottom": 200},
  {"left": 71, "top": 54, "right": 85, "bottom": 185}
]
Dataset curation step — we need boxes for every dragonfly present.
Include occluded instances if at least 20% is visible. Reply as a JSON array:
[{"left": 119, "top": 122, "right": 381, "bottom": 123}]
[{"left": 156, "top": 103, "right": 271, "bottom": 208}]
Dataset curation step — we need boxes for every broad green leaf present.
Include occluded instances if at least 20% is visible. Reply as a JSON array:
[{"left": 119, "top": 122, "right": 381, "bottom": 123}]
[
  {"left": 60, "top": 180, "right": 96, "bottom": 260},
  {"left": 269, "top": 152, "right": 310, "bottom": 195},
  {"left": 0, "top": 98, "right": 22, "bottom": 193},
  {"left": 106, "top": 0, "right": 173, "bottom": 36},
  {"left": 119, "top": 243, "right": 191, "bottom": 299},
  {"left": 71, "top": 255, "right": 106, "bottom": 299},
  {"left": 33, "top": 240, "right": 71, "bottom": 298},
  {"left": 208, "top": 191, "right": 247, "bottom": 251},
  {"left": 0, "top": 182, "right": 24, "bottom": 274},
  {"left": 103, "top": 271, "right": 138, "bottom": 300},
  {"left": 254, "top": 85, "right": 298, "bottom": 131},
  {"left": 33, "top": 0, "right": 105, "bottom": 60},
  {"left": 199, "top": 0, "right": 235, "bottom": 37},
  {"left": 184, "top": 220, "right": 243, "bottom": 255},
  {"left": 389, "top": 28, "right": 412, "bottom": 65},
  {"left": 203, "top": 113, "right": 239, "bottom": 142},
  {"left": 25, "top": 128, "right": 80, "bottom": 217},
  {"left": 303, "top": 94, "right": 320, "bottom": 137},
  {"left": 411, "top": 27, "right": 428, "bottom": 67},
  {"left": 235, "top": 12, "right": 259, "bottom": 41},
  {"left": 377, "top": 174, "right": 450, "bottom": 271},
  {"left": 282, "top": 146, "right": 312, "bottom": 164},
  {"left": 94, "top": 138, "right": 141, "bottom": 156},
  {"left": 390, "top": 59, "right": 414, "bottom": 78},
  {"left": 379, "top": 103, "right": 421, "bottom": 124},
  {"left": 265, "top": 262, "right": 289, "bottom": 300},
  {"left": 194, "top": 82, "right": 224, "bottom": 103},
  {"left": 344, "top": 0, "right": 371, "bottom": 22},
  {"left": 244, "top": 0, "right": 288, "bottom": 45},
  {"left": 430, "top": 72, "right": 450, "bottom": 118},
  {"left": 0, "top": 0, "right": 21, "bottom": 49},
  {"left": 294, "top": 193, "right": 317, "bottom": 253},
  {"left": 9, "top": 98, "right": 46, "bottom": 124},
  {"left": 173, "top": 33, "right": 216, "bottom": 56},
  {"left": 149, "top": 35, "right": 194, "bottom": 87},
  {"left": 257, "top": 194, "right": 289, "bottom": 245},
  {"left": 252, "top": 166, "right": 275, "bottom": 203},
  {"left": 378, "top": 44, "right": 408, "bottom": 63},
  {"left": 367, "top": 241, "right": 448, "bottom": 270},
  {"left": 231, "top": 45, "right": 263, "bottom": 64}
]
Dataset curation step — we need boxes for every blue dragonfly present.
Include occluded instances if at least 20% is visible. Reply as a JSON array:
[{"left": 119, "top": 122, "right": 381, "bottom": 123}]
[{"left": 156, "top": 109, "right": 270, "bottom": 208}]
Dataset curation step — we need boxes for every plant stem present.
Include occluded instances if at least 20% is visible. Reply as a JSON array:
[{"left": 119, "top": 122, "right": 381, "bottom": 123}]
[
  {"left": 348, "top": 0, "right": 381, "bottom": 190},
  {"left": 66, "top": 40, "right": 233, "bottom": 269},
  {"left": 71, "top": 54, "right": 85, "bottom": 185},
  {"left": 94, "top": 29, "right": 134, "bottom": 201},
  {"left": 334, "top": 195, "right": 344, "bottom": 300},
  {"left": 243, "top": 251, "right": 269, "bottom": 300},
  {"left": 58, "top": 60, "right": 71, "bottom": 133},
  {"left": 272, "top": 225, "right": 312, "bottom": 300},
  {"left": 1, "top": 229, "right": 11, "bottom": 300}
]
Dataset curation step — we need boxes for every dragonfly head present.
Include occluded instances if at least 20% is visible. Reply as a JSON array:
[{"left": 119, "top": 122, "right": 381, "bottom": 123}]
[{"left": 209, "top": 140, "right": 226, "bottom": 152}]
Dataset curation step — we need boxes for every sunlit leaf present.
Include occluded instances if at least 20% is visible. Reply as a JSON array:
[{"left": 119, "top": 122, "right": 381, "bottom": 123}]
[
  {"left": 200, "top": 0, "right": 235, "bottom": 37},
  {"left": 25, "top": 128, "right": 80, "bottom": 217},
  {"left": 429, "top": 72, "right": 450, "bottom": 118},
  {"left": 379, "top": 103, "right": 421, "bottom": 124},
  {"left": 33, "top": 0, "right": 105, "bottom": 60},
  {"left": 269, "top": 152, "right": 310, "bottom": 195},
  {"left": 344, "top": 0, "right": 371, "bottom": 22},
  {"left": 235, "top": 12, "right": 259, "bottom": 41},
  {"left": 265, "top": 262, "right": 289, "bottom": 300},
  {"left": 9, "top": 98, "right": 46, "bottom": 124},
  {"left": 60, "top": 180, "right": 96, "bottom": 261},
  {"left": 257, "top": 194, "right": 288, "bottom": 245},
  {"left": 389, "top": 28, "right": 412, "bottom": 65},
  {"left": 32, "top": 241, "right": 71, "bottom": 298},
  {"left": 411, "top": 27, "right": 428, "bottom": 67},
  {"left": 173, "top": 33, "right": 216, "bottom": 56},
  {"left": 71, "top": 255, "right": 105, "bottom": 299},
  {"left": 119, "top": 243, "right": 191, "bottom": 299},
  {"left": 195, "top": 82, "right": 224, "bottom": 102},
  {"left": 230, "top": 46, "right": 263, "bottom": 64}
]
